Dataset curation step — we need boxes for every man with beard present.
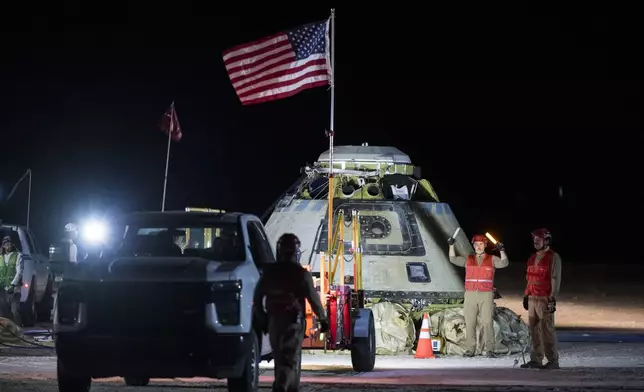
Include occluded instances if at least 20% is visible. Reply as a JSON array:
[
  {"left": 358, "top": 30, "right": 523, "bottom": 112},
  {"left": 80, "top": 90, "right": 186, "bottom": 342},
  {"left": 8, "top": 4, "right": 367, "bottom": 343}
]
[
  {"left": 449, "top": 234, "right": 509, "bottom": 357},
  {"left": 520, "top": 228, "right": 561, "bottom": 369}
]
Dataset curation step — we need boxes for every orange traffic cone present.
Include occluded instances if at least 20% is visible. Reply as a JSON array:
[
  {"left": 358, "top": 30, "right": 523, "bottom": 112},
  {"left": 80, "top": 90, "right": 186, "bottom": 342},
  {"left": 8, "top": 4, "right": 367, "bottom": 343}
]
[{"left": 415, "top": 312, "right": 435, "bottom": 359}]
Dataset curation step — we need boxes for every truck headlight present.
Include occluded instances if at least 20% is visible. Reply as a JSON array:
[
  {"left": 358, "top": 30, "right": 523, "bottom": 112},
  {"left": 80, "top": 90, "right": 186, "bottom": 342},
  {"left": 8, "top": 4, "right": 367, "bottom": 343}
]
[
  {"left": 57, "top": 285, "right": 85, "bottom": 325},
  {"left": 209, "top": 280, "right": 242, "bottom": 325},
  {"left": 211, "top": 280, "right": 242, "bottom": 291}
]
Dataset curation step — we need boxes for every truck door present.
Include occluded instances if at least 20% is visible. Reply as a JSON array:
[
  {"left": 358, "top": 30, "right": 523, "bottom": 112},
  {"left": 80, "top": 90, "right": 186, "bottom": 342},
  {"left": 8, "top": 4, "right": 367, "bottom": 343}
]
[
  {"left": 26, "top": 231, "right": 49, "bottom": 297},
  {"left": 246, "top": 221, "right": 275, "bottom": 357}
]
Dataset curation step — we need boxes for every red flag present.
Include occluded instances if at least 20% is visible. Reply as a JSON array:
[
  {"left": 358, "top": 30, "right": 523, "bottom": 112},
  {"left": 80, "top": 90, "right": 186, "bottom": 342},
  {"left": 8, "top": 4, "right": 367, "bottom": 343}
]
[
  {"left": 222, "top": 20, "right": 331, "bottom": 105},
  {"left": 159, "top": 103, "right": 182, "bottom": 142}
]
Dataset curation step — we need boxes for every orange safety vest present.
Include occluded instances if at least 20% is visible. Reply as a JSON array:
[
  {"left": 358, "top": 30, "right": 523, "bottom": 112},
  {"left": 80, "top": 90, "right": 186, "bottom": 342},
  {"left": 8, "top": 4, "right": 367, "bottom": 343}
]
[
  {"left": 525, "top": 249, "right": 554, "bottom": 296},
  {"left": 464, "top": 254, "right": 495, "bottom": 292}
]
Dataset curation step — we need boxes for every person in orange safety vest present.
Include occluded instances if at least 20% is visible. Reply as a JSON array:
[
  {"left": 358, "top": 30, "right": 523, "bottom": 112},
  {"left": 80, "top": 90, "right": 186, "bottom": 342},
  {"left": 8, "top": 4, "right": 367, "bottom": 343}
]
[
  {"left": 520, "top": 228, "right": 562, "bottom": 369},
  {"left": 449, "top": 234, "right": 509, "bottom": 357}
]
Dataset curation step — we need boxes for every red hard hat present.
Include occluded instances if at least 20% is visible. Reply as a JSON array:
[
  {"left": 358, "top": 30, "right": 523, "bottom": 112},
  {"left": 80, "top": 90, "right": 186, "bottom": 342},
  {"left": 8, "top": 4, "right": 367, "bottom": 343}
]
[
  {"left": 471, "top": 234, "right": 488, "bottom": 244},
  {"left": 531, "top": 228, "right": 552, "bottom": 240}
]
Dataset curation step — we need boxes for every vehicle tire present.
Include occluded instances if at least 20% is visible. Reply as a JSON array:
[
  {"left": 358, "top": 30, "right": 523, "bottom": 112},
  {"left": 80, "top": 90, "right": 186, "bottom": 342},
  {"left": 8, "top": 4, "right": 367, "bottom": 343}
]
[
  {"left": 124, "top": 377, "right": 150, "bottom": 386},
  {"left": 350, "top": 310, "right": 376, "bottom": 372},
  {"left": 36, "top": 275, "right": 55, "bottom": 322},
  {"left": 227, "top": 332, "right": 260, "bottom": 392},
  {"left": 19, "top": 279, "right": 36, "bottom": 327},
  {"left": 57, "top": 358, "right": 91, "bottom": 392}
]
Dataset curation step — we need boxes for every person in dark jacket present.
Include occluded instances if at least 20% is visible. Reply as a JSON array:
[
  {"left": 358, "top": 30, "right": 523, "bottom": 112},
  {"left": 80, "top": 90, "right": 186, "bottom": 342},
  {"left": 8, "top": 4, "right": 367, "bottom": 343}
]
[{"left": 253, "top": 233, "right": 329, "bottom": 392}]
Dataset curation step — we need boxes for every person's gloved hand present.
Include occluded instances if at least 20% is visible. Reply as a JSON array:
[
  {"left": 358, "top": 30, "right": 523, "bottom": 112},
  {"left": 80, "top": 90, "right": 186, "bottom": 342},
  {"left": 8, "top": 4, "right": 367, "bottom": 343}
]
[
  {"left": 5, "top": 285, "right": 15, "bottom": 295},
  {"left": 495, "top": 242, "right": 505, "bottom": 252},
  {"left": 522, "top": 295, "right": 529, "bottom": 311},
  {"left": 548, "top": 297, "right": 556, "bottom": 313},
  {"left": 318, "top": 319, "right": 330, "bottom": 334},
  {"left": 447, "top": 237, "right": 456, "bottom": 246},
  {"left": 493, "top": 288, "right": 502, "bottom": 299}
]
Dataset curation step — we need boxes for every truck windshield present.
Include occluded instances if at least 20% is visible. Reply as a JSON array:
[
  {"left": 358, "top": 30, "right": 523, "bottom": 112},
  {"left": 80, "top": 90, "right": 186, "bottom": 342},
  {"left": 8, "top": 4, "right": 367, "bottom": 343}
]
[{"left": 117, "top": 223, "right": 245, "bottom": 261}]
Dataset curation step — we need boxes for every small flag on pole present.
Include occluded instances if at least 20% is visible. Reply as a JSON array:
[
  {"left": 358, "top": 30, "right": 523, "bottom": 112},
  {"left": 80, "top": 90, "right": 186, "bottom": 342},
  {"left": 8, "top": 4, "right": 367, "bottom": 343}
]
[
  {"left": 222, "top": 19, "right": 331, "bottom": 105},
  {"left": 159, "top": 102, "right": 182, "bottom": 142}
]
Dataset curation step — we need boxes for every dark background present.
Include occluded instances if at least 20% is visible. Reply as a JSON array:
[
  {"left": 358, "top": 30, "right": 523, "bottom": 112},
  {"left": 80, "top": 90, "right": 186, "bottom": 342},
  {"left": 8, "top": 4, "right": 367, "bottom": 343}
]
[{"left": 0, "top": 9, "right": 641, "bottom": 264}]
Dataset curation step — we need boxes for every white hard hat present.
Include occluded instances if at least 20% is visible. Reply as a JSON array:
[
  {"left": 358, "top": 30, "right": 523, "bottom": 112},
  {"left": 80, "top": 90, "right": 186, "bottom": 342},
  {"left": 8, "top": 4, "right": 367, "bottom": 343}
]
[{"left": 65, "top": 223, "right": 78, "bottom": 232}]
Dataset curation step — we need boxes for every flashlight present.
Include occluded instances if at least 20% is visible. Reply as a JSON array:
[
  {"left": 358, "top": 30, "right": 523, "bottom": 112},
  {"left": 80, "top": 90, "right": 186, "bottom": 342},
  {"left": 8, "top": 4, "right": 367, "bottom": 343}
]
[
  {"left": 452, "top": 227, "right": 461, "bottom": 239},
  {"left": 485, "top": 232, "right": 498, "bottom": 245}
]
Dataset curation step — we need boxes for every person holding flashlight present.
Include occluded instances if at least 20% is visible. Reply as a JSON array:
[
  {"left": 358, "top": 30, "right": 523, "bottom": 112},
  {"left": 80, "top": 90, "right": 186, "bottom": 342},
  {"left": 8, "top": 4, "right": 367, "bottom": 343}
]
[
  {"left": 520, "top": 228, "right": 561, "bottom": 370},
  {"left": 63, "top": 223, "right": 80, "bottom": 263},
  {"left": 448, "top": 233, "right": 509, "bottom": 357}
]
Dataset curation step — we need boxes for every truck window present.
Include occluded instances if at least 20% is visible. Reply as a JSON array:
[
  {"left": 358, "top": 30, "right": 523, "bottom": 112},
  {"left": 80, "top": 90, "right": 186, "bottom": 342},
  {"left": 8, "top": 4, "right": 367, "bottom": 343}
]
[
  {"left": 253, "top": 222, "right": 276, "bottom": 264},
  {"left": 247, "top": 222, "right": 274, "bottom": 267},
  {"left": 119, "top": 222, "right": 244, "bottom": 260},
  {"left": 29, "top": 232, "right": 42, "bottom": 254}
]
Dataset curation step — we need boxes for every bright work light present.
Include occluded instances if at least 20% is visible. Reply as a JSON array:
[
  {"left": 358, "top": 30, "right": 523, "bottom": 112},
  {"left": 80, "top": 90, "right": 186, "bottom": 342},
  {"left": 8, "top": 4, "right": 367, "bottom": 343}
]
[{"left": 82, "top": 220, "right": 108, "bottom": 244}]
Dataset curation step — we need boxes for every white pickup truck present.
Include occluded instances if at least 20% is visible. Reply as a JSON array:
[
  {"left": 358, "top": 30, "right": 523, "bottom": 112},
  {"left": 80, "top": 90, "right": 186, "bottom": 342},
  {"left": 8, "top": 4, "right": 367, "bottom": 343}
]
[
  {"left": 0, "top": 220, "right": 54, "bottom": 326},
  {"left": 55, "top": 210, "right": 276, "bottom": 392}
]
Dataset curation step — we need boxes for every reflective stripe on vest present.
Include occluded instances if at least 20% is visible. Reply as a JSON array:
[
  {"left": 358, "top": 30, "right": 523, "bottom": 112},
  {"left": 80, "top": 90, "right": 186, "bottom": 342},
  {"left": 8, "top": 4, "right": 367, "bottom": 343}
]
[
  {"left": 0, "top": 252, "right": 18, "bottom": 286},
  {"left": 464, "top": 254, "right": 495, "bottom": 292},
  {"left": 525, "top": 249, "right": 554, "bottom": 296}
]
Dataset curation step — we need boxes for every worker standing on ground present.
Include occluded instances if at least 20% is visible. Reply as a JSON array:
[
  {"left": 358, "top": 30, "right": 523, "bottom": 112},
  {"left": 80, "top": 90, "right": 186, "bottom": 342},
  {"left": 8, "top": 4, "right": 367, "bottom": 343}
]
[
  {"left": 253, "top": 233, "right": 329, "bottom": 392},
  {"left": 448, "top": 234, "right": 509, "bottom": 357},
  {"left": 0, "top": 236, "right": 23, "bottom": 325},
  {"left": 63, "top": 223, "right": 80, "bottom": 263},
  {"left": 521, "top": 228, "right": 561, "bottom": 369}
]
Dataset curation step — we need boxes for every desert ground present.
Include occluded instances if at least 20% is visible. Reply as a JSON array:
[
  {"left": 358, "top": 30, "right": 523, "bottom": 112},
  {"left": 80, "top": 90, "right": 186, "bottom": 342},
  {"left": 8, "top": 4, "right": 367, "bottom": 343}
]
[
  {"left": 3, "top": 343, "right": 644, "bottom": 391},
  {"left": 2, "top": 261, "right": 643, "bottom": 391},
  {"left": 489, "top": 262, "right": 644, "bottom": 330}
]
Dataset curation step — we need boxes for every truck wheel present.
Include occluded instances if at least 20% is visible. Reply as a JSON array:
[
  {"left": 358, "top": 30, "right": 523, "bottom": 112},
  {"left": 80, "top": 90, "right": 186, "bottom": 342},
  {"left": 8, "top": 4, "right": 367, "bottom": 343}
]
[
  {"left": 124, "top": 377, "right": 150, "bottom": 386},
  {"left": 57, "top": 358, "right": 91, "bottom": 392},
  {"left": 350, "top": 310, "right": 376, "bottom": 372},
  {"left": 227, "top": 332, "right": 260, "bottom": 392},
  {"left": 36, "top": 275, "right": 55, "bottom": 322},
  {"left": 19, "top": 279, "right": 36, "bottom": 327}
]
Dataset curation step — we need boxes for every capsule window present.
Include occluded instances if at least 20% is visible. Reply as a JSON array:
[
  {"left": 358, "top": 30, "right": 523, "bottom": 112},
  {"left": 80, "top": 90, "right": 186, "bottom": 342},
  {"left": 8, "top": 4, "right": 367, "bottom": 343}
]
[{"left": 406, "top": 262, "right": 430, "bottom": 283}]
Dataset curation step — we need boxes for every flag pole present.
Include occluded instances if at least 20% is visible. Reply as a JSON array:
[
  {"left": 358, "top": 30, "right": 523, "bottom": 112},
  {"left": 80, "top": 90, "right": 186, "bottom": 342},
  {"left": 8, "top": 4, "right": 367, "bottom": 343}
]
[
  {"left": 1, "top": 168, "right": 32, "bottom": 228},
  {"left": 161, "top": 101, "right": 174, "bottom": 212},
  {"left": 327, "top": 9, "right": 336, "bottom": 257}
]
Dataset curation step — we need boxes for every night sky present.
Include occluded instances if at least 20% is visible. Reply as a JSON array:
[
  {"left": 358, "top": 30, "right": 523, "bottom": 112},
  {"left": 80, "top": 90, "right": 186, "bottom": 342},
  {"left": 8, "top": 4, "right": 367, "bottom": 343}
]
[{"left": 0, "top": 10, "right": 641, "bottom": 264}]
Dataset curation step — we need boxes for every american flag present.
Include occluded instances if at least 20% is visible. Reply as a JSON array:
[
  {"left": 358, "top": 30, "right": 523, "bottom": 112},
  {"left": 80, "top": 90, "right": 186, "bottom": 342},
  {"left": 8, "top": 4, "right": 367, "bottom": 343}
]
[
  {"left": 159, "top": 102, "right": 182, "bottom": 142},
  {"left": 222, "top": 20, "right": 331, "bottom": 105}
]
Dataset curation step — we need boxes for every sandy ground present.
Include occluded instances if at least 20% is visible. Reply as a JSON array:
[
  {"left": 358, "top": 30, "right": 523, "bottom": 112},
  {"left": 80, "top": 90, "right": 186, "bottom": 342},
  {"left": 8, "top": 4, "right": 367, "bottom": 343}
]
[
  {"left": 1, "top": 262, "right": 643, "bottom": 391},
  {"left": 2, "top": 382, "right": 644, "bottom": 392},
  {"left": 2, "top": 342, "right": 644, "bottom": 391},
  {"left": 484, "top": 262, "right": 644, "bottom": 330}
]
